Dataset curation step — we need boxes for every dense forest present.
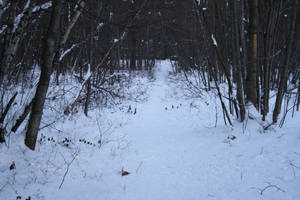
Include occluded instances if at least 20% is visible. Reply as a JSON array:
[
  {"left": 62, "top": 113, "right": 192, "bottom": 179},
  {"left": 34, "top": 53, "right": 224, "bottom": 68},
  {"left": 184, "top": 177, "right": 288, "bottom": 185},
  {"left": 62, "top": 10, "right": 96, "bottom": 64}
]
[
  {"left": 0, "top": 0, "right": 299, "bottom": 150},
  {"left": 1, "top": 1, "right": 300, "bottom": 199}
]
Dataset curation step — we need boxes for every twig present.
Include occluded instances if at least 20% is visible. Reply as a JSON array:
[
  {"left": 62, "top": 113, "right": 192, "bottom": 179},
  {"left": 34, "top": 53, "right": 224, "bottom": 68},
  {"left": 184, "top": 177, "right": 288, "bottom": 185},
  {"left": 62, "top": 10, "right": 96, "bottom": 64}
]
[
  {"left": 0, "top": 92, "right": 18, "bottom": 124},
  {"left": 294, "top": 152, "right": 300, "bottom": 157},
  {"left": 289, "top": 161, "right": 300, "bottom": 169},
  {"left": 0, "top": 181, "right": 18, "bottom": 195},
  {"left": 287, "top": 160, "right": 300, "bottom": 178},
  {"left": 58, "top": 153, "right": 78, "bottom": 189},
  {"left": 263, "top": 122, "right": 275, "bottom": 130},
  {"left": 11, "top": 99, "right": 33, "bottom": 133},
  {"left": 136, "top": 161, "right": 143, "bottom": 174},
  {"left": 251, "top": 182, "right": 285, "bottom": 195},
  {"left": 39, "top": 114, "right": 64, "bottom": 130},
  {"left": 0, "top": 182, "right": 8, "bottom": 192},
  {"left": 259, "top": 147, "right": 264, "bottom": 155}
]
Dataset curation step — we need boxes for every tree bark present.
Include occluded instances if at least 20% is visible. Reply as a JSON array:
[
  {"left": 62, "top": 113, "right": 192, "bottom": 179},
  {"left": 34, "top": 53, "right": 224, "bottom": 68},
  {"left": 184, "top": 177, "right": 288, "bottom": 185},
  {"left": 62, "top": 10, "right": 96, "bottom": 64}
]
[
  {"left": 11, "top": 100, "right": 32, "bottom": 133},
  {"left": 129, "top": 28, "right": 137, "bottom": 70},
  {"left": 0, "top": 0, "right": 9, "bottom": 22},
  {"left": 129, "top": 1, "right": 137, "bottom": 70},
  {"left": 1, "top": 1, "right": 35, "bottom": 82},
  {"left": 233, "top": 0, "right": 245, "bottom": 121},
  {"left": 0, "top": 92, "right": 17, "bottom": 124},
  {"left": 272, "top": 0, "right": 298, "bottom": 123},
  {"left": 54, "top": 0, "right": 86, "bottom": 85},
  {"left": 84, "top": 79, "right": 91, "bottom": 116},
  {"left": 261, "top": 1, "right": 280, "bottom": 121},
  {"left": 245, "top": 0, "right": 258, "bottom": 107},
  {"left": 25, "top": 0, "right": 63, "bottom": 150}
]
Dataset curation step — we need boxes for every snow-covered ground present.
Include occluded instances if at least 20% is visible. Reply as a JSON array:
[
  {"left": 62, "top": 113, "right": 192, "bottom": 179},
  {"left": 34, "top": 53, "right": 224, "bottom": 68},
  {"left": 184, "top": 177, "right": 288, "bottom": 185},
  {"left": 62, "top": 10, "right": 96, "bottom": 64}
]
[{"left": 1, "top": 60, "right": 300, "bottom": 200}]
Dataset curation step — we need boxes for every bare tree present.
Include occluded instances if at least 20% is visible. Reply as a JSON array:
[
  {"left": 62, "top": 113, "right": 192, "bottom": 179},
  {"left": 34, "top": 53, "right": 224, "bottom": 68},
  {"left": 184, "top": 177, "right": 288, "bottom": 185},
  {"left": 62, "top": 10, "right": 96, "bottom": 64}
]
[
  {"left": 272, "top": 0, "right": 298, "bottom": 123},
  {"left": 245, "top": 0, "right": 258, "bottom": 107},
  {"left": 25, "top": 0, "right": 63, "bottom": 150}
]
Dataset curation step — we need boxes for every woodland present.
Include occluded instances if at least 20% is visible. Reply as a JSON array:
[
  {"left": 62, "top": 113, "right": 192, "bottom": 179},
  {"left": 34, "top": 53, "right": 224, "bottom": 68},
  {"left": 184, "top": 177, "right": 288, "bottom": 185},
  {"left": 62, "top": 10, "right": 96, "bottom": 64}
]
[
  {"left": 0, "top": 1, "right": 300, "bottom": 199},
  {"left": 0, "top": 0, "right": 299, "bottom": 149}
]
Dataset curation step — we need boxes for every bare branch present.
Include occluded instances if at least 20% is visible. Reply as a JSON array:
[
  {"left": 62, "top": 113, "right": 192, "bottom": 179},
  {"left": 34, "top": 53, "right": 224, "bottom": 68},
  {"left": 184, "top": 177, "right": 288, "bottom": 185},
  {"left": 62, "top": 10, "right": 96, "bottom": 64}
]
[
  {"left": 58, "top": 152, "right": 78, "bottom": 190},
  {"left": 251, "top": 182, "right": 285, "bottom": 195}
]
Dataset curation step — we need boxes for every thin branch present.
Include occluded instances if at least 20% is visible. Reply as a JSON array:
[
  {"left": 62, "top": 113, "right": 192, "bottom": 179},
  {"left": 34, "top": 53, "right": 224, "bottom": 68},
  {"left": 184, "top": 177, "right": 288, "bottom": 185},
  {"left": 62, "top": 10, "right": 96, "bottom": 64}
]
[
  {"left": 251, "top": 182, "right": 285, "bottom": 195},
  {"left": 58, "top": 153, "right": 78, "bottom": 190}
]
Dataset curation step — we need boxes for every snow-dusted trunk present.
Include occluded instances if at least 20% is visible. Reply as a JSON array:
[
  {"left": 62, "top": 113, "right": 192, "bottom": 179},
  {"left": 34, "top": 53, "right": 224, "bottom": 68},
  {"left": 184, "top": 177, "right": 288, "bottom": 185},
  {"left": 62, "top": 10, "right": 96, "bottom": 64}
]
[
  {"left": 1, "top": 0, "right": 35, "bottom": 82},
  {"left": 61, "top": 1, "right": 86, "bottom": 46},
  {"left": 64, "top": 65, "right": 91, "bottom": 115},
  {"left": 0, "top": 1, "right": 17, "bottom": 80},
  {"left": 272, "top": 0, "right": 298, "bottom": 123},
  {"left": 0, "top": 0, "right": 9, "bottom": 20},
  {"left": 25, "top": 0, "right": 63, "bottom": 150},
  {"left": 54, "top": 0, "right": 86, "bottom": 85},
  {"left": 232, "top": 0, "right": 245, "bottom": 121}
]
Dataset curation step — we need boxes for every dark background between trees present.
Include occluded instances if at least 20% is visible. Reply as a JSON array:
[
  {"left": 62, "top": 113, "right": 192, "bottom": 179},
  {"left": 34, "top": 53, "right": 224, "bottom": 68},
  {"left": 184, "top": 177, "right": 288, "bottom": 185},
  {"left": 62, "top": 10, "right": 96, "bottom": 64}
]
[{"left": 0, "top": 0, "right": 299, "bottom": 150}]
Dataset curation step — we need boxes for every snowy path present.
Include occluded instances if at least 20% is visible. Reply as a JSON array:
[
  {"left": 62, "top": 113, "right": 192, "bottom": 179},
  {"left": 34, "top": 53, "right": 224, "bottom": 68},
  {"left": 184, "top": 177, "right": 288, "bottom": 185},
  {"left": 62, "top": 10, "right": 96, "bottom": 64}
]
[
  {"left": 118, "top": 60, "right": 213, "bottom": 199},
  {"left": 2, "top": 60, "right": 299, "bottom": 200},
  {"left": 103, "top": 61, "right": 299, "bottom": 200}
]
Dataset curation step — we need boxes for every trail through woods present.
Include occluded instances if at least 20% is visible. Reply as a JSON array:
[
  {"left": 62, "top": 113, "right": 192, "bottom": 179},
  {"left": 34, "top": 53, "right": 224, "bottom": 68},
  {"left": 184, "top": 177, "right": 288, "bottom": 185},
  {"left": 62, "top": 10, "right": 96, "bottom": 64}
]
[
  {"left": 1, "top": 61, "right": 300, "bottom": 200},
  {"left": 83, "top": 60, "right": 300, "bottom": 200}
]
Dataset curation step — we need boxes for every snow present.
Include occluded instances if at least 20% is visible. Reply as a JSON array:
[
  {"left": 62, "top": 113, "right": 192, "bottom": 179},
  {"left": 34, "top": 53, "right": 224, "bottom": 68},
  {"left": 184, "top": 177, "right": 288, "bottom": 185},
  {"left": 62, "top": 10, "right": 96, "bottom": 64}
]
[
  {"left": 12, "top": 0, "right": 31, "bottom": 33},
  {"left": 12, "top": 0, "right": 30, "bottom": 33},
  {"left": 0, "top": 25, "right": 7, "bottom": 34},
  {"left": 85, "top": 64, "right": 91, "bottom": 80},
  {"left": 120, "top": 32, "right": 126, "bottom": 40},
  {"left": 59, "top": 44, "right": 78, "bottom": 61},
  {"left": 211, "top": 34, "right": 217, "bottom": 46},
  {"left": 32, "top": 1, "right": 52, "bottom": 13},
  {"left": 97, "top": 22, "right": 104, "bottom": 30},
  {"left": 1, "top": 61, "right": 300, "bottom": 200}
]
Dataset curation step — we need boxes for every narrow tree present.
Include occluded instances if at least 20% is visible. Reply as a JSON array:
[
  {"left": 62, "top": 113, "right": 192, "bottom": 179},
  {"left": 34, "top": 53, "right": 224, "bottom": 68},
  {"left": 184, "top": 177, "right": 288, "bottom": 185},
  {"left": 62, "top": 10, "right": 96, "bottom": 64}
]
[
  {"left": 245, "top": 0, "right": 258, "bottom": 107},
  {"left": 25, "top": 0, "right": 63, "bottom": 150},
  {"left": 232, "top": 0, "right": 245, "bottom": 121},
  {"left": 272, "top": 0, "right": 298, "bottom": 123}
]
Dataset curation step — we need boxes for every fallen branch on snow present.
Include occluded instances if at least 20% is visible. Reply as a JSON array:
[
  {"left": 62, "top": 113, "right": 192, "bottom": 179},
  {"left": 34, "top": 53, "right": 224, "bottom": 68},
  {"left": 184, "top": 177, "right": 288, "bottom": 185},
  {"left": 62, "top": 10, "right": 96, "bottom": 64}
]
[{"left": 251, "top": 182, "right": 285, "bottom": 195}]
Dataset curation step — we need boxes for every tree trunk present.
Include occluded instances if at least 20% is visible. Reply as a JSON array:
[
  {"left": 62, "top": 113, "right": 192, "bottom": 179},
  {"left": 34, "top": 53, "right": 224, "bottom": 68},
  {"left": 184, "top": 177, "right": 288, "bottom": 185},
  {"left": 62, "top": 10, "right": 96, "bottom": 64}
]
[
  {"left": 84, "top": 79, "right": 91, "bottom": 116},
  {"left": 233, "top": 0, "right": 245, "bottom": 121},
  {"left": 297, "top": 78, "right": 300, "bottom": 111},
  {"left": 129, "top": 29, "right": 137, "bottom": 70},
  {"left": 11, "top": 100, "right": 32, "bottom": 133},
  {"left": 25, "top": 0, "right": 63, "bottom": 150},
  {"left": 245, "top": 0, "right": 258, "bottom": 107},
  {"left": 129, "top": 1, "right": 137, "bottom": 70},
  {"left": 54, "top": 0, "right": 86, "bottom": 85},
  {"left": 261, "top": 1, "right": 280, "bottom": 121},
  {"left": 0, "top": 0, "right": 9, "bottom": 21},
  {"left": 272, "top": 0, "right": 298, "bottom": 123},
  {"left": 1, "top": 1, "right": 35, "bottom": 82}
]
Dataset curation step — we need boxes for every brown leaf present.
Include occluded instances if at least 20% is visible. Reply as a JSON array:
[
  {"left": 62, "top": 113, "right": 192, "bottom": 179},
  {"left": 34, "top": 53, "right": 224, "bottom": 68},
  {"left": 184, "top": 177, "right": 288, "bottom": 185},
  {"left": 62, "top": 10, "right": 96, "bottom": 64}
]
[
  {"left": 9, "top": 162, "right": 15, "bottom": 170},
  {"left": 121, "top": 168, "right": 130, "bottom": 176}
]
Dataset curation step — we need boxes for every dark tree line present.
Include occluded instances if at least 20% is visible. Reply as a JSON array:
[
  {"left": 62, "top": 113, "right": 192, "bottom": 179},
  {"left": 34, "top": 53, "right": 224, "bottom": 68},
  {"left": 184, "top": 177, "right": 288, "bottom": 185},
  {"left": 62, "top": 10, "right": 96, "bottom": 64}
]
[
  {"left": 0, "top": 0, "right": 299, "bottom": 150},
  {"left": 171, "top": 0, "right": 300, "bottom": 125}
]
